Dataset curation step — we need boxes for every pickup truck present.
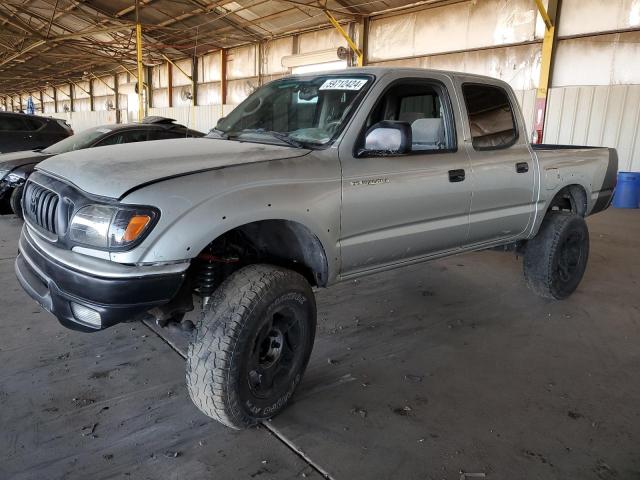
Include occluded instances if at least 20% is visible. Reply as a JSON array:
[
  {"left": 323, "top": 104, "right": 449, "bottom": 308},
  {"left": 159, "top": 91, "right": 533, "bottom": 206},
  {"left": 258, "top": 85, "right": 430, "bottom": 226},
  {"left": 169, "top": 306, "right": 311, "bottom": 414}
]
[{"left": 14, "top": 68, "right": 617, "bottom": 429}]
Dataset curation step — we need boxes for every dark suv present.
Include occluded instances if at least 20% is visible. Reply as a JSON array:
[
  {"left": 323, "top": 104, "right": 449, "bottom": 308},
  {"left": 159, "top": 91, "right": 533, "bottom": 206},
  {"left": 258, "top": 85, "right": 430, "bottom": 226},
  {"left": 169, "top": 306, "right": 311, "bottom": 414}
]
[
  {"left": 0, "top": 111, "right": 73, "bottom": 153},
  {"left": 0, "top": 116, "right": 203, "bottom": 217}
]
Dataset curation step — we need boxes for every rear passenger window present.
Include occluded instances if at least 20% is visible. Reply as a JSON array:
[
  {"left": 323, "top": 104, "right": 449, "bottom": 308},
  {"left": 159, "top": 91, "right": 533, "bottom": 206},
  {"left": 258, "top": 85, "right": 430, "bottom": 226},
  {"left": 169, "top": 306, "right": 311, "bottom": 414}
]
[
  {"left": 23, "top": 117, "right": 44, "bottom": 130},
  {"left": 120, "top": 130, "right": 149, "bottom": 143},
  {"left": 98, "top": 130, "right": 149, "bottom": 146},
  {"left": 0, "top": 116, "right": 27, "bottom": 131},
  {"left": 152, "top": 130, "right": 185, "bottom": 140},
  {"left": 462, "top": 84, "right": 517, "bottom": 150}
]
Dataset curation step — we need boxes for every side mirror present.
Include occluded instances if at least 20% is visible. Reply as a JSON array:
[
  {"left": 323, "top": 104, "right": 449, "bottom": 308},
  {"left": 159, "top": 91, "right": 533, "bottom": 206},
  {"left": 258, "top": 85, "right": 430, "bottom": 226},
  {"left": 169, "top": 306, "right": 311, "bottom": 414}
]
[{"left": 360, "top": 121, "right": 412, "bottom": 156}]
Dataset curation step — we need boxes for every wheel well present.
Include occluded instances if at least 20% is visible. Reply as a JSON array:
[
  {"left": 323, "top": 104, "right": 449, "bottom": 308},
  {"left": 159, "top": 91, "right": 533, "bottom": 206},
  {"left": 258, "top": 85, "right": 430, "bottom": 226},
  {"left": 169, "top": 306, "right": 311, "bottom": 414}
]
[
  {"left": 194, "top": 220, "right": 329, "bottom": 292},
  {"left": 547, "top": 185, "right": 587, "bottom": 217}
]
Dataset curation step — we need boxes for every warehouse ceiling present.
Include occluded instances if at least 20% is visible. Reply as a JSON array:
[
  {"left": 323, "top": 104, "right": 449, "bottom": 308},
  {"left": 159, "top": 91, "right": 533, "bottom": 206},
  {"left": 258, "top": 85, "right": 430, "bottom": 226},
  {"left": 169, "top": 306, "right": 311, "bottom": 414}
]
[{"left": 0, "top": 0, "right": 450, "bottom": 96}]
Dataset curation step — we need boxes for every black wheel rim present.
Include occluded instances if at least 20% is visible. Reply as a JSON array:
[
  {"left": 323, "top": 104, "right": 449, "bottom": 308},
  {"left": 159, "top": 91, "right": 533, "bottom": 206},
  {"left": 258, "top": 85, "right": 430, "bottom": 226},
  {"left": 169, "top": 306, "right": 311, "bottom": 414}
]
[
  {"left": 556, "top": 231, "right": 584, "bottom": 283},
  {"left": 247, "top": 306, "right": 305, "bottom": 399}
]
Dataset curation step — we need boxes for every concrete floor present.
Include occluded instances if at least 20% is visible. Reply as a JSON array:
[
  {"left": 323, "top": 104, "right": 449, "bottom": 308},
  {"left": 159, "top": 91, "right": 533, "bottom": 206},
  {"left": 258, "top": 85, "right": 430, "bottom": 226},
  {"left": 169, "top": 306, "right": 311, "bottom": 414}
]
[{"left": 1, "top": 209, "right": 639, "bottom": 480}]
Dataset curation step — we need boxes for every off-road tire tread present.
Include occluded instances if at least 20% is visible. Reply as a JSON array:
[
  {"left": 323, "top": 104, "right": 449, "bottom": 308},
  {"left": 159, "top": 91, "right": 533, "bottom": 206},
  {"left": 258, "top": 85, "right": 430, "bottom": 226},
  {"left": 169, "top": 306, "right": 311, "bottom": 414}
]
[
  {"left": 523, "top": 212, "right": 589, "bottom": 299},
  {"left": 186, "top": 264, "right": 314, "bottom": 429}
]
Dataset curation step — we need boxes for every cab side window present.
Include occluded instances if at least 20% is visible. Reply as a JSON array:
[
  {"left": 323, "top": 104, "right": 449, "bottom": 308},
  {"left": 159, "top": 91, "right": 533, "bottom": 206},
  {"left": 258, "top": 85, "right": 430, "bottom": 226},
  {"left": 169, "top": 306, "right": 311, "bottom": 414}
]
[
  {"left": 0, "top": 116, "right": 28, "bottom": 131},
  {"left": 152, "top": 129, "right": 186, "bottom": 140},
  {"left": 461, "top": 84, "right": 517, "bottom": 150},
  {"left": 365, "top": 81, "right": 454, "bottom": 152},
  {"left": 23, "top": 117, "right": 44, "bottom": 131},
  {"left": 97, "top": 130, "right": 149, "bottom": 146},
  {"left": 120, "top": 130, "right": 149, "bottom": 143}
]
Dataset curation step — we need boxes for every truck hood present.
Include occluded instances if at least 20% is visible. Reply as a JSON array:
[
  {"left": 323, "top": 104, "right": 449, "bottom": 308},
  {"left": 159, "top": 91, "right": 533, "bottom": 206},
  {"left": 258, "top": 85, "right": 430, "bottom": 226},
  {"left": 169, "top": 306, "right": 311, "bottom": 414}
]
[
  {"left": 0, "top": 150, "right": 49, "bottom": 173},
  {"left": 36, "top": 138, "right": 310, "bottom": 198}
]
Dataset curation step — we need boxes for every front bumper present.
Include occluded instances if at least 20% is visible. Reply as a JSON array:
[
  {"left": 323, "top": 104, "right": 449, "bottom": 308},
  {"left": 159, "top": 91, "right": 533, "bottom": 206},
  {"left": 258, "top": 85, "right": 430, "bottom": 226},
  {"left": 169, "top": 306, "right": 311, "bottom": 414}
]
[{"left": 15, "top": 227, "right": 188, "bottom": 332}]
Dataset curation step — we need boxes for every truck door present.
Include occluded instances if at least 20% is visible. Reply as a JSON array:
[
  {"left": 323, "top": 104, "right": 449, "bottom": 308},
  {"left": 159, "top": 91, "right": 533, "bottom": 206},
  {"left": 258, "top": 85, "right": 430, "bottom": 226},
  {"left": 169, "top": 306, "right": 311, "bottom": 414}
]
[
  {"left": 338, "top": 74, "right": 471, "bottom": 277},
  {"left": 455, "top": 79, "right": 536, "bottom": 245}
]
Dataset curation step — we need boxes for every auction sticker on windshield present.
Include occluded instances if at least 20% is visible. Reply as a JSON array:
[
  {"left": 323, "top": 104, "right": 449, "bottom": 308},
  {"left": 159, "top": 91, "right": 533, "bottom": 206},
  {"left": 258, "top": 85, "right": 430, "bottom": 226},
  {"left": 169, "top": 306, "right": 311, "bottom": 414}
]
[{"left": 320, "top": 78, "right": 367, "bottom": 91}]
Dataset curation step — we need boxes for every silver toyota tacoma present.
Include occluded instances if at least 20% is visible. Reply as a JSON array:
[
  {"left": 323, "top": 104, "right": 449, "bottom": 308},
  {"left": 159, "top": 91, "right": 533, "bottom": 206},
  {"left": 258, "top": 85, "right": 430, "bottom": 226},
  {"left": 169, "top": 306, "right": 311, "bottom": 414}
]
[{"left": 15, "top": 68, "right": 617, "bottom": 429}]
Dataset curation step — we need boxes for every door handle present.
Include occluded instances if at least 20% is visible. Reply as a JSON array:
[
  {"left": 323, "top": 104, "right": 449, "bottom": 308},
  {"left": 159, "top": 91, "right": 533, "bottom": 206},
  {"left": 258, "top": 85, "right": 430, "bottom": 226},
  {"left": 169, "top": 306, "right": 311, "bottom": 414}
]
[
  {"left": 516, "top": 162, "right": 529, "bottom": 173},
  {"left": 448, "top": 169, "right": 465, "bottom": 182}
]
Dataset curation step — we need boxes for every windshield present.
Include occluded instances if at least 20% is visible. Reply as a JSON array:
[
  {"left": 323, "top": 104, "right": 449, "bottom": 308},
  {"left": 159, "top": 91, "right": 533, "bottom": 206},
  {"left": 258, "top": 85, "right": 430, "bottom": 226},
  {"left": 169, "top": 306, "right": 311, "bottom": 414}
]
[
  {"left": 211, "top": 75, "right": 372, "bottom": 147},
  {"left": 42, "top": 126, "right": 112, "bottom": 154}
]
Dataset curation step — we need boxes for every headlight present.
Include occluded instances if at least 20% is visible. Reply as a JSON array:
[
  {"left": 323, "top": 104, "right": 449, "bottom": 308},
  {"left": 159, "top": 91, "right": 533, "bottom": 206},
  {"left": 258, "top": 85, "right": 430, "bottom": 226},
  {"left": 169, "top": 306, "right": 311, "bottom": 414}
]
[{"left": 69, "top": 204, "right": 158, "bottom": 250}]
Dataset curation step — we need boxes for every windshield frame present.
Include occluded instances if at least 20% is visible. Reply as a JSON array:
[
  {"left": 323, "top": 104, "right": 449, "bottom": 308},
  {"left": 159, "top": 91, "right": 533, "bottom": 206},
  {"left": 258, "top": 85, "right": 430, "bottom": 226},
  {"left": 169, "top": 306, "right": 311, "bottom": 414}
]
[{"left": 212, "top": 73, "right": 376, "bottom": 150}]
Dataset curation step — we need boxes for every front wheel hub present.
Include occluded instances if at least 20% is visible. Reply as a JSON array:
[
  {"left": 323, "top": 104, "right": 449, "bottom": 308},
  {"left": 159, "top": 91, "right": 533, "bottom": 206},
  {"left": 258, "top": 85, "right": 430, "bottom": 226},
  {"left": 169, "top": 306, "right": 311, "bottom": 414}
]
[{"left": 259, "top": 328, "right": 284, "bottom": 368}]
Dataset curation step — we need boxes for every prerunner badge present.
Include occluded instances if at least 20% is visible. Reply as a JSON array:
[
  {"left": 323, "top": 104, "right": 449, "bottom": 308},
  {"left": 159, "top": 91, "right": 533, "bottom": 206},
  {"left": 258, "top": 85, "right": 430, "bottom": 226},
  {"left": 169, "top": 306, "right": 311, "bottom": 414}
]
[{"left": 319, "top": 78, "right": 367, "bottom": 91}]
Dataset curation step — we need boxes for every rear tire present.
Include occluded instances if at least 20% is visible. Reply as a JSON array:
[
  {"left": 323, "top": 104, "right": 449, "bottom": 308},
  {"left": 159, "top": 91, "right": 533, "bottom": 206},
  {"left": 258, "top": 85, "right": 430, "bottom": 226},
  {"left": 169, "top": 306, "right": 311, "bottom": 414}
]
[
  {"left": 186, "top": 264, "right": 316, "bottom": 429},
  {"left": 524, "top": 212, "right": 589, "bottom": 299},
  {"left": 10, "top": 185, "right": 24, "bottom": 219}
]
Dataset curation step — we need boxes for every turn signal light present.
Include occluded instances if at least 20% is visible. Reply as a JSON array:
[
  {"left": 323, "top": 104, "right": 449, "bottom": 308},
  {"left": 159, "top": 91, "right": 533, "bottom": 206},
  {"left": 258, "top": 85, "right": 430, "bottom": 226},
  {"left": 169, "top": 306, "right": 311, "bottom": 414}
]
[{"left": 124, "top": 214, "right": 151, "bottom": 242}]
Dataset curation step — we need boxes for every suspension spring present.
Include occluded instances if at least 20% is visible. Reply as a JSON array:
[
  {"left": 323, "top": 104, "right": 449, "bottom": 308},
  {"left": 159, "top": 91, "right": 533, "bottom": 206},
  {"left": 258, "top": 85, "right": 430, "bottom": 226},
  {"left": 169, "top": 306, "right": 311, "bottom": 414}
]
[{"left": 194, "top": 251, "right": 240, "bottom": 297}]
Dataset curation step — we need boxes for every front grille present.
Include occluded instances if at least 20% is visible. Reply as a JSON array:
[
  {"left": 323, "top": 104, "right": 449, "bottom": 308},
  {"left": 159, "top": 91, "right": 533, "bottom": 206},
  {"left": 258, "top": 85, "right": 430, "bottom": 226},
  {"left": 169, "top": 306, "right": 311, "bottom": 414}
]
[{"left": 23, "top": 181, "right": 59, "bottom": 234}]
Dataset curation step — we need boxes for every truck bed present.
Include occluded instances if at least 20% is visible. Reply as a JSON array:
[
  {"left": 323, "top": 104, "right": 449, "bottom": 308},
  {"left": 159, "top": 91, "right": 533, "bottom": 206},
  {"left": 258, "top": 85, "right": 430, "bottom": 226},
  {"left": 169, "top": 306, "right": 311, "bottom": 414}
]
[{"left": 532, "top": 144, "right": 618, "bottom": 216}]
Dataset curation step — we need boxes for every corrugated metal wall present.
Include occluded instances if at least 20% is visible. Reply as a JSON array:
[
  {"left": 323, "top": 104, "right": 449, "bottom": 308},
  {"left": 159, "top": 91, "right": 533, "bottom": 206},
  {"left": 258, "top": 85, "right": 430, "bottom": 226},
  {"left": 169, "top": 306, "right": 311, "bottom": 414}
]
[
  {"left": 544, "top": 85, "right": 640, "bottom": 171},
  {"left": 511, "top": 87, "right": 640, "bottom": 172},
  {"left": 43, "top": 110, "right": 117, "bottom": 133}
]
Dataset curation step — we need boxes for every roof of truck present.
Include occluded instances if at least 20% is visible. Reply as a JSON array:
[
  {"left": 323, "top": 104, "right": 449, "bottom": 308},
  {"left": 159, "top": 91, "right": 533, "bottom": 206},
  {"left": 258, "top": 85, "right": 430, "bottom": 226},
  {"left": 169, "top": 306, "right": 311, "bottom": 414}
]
[{"left": 292, "top": 67, "right": 507, "bottom": 85}]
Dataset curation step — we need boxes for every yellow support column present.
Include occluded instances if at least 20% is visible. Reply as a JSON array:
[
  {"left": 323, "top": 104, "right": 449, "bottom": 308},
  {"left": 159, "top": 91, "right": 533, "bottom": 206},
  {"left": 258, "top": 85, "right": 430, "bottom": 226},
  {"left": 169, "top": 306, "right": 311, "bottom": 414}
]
[
  {"left": 135, "top": 23, "right": 144, "bottom": 121},
  {"left": 533, "top": 0, "right": 559, "bottom": 143},
  {"left": 324, "top": 11, "right": 363, "bottom": 67},
  {"left": 135, "top": 0, "right": 145, "bottom": 122}
]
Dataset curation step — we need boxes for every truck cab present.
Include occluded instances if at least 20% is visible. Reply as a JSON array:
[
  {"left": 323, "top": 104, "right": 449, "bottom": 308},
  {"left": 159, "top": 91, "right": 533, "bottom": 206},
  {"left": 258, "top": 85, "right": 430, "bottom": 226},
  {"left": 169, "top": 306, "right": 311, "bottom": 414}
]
[{"left": 338, "top": 70, "right": 539, "bottom": 274}]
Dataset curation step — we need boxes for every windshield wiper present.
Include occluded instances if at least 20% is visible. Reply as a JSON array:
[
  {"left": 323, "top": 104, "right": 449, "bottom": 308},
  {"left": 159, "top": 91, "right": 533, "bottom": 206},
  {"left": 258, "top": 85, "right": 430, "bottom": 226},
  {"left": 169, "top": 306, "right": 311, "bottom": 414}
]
[
  {"left": 226, "top": 129, "right": 304, "bottom": 148},
  {"left": 207, "top": 128, "right": 228, "bottom": 139}
]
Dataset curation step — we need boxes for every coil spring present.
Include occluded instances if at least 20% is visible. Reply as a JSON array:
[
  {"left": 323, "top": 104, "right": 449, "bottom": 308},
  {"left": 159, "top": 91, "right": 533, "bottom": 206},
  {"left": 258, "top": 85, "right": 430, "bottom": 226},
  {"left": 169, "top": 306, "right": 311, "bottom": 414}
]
[
  {"left": 194, "top": 251, "right": 240, "bottom": 297},
  {"left": 195, "top": 260, "right": 217, "bottom": 297}
]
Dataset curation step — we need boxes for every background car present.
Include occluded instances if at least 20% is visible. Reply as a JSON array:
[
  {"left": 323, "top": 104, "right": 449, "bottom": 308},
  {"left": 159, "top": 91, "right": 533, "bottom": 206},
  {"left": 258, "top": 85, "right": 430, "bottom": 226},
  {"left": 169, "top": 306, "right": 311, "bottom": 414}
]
[
  {"left": 0, "top": 111, "right": 73, "bottom": 153},
  {"left": 0, "top": 116, "right": 204, "bottom": 217}
]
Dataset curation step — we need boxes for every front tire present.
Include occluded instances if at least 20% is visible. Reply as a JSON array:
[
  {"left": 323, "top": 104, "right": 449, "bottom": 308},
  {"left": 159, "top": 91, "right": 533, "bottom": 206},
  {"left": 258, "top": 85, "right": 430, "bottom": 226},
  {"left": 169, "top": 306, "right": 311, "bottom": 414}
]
[
  {"left": 10, "top": 185, "right": 24, "bottom": 219},
  {"left": 186, "top": 264, "right": 316, "bottom": 429},
  {"left": 524, "top": 212, "right": 589, "bottom": 299}
]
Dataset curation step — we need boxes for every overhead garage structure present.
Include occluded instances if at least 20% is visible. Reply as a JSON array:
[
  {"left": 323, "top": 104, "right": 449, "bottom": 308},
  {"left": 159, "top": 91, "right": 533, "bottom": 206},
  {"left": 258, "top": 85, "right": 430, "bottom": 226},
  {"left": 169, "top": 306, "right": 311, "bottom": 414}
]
[
  {"left": 0, "top": 0, "right": 640, "bottom": 169},
  {"left": 1, "top": 0, "right": 640, "bottom": 171}
]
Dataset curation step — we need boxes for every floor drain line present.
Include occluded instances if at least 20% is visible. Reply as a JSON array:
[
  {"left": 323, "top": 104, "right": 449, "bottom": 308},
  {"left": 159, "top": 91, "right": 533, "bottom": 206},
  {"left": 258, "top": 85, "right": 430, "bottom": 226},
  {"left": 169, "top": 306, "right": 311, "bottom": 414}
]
[
  {"left": 141, "top": 320, "right": 335, "bottom": 479},
  {"left": 261, "top": 422, "right": 335, "bottom": 480},
  {"left": 141, "top": 320, "right": 187, "bottom": 359}
]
